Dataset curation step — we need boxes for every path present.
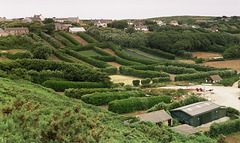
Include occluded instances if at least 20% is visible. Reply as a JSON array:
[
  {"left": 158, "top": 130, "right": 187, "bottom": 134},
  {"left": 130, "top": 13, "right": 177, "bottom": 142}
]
[
  {"left": 103, "top": 49, "right": 119, "bottom": 58},
  {"left": 51, "top": 36, "right": 65, "bottom": 48},
  {"left": 50, "top": 54, "right": 62, "bottom": 62},
  {"left": 232, "top": 80, "right": 239, "bottom": 88},
  {"left": 69, "top": 33, "right": 88, "bottom": 45},
  {"left": 169, "top": 74, "right": 176, "bottom": 82},
  {"left": 107, "top": 62, "right": 122, "bottom": 69}
]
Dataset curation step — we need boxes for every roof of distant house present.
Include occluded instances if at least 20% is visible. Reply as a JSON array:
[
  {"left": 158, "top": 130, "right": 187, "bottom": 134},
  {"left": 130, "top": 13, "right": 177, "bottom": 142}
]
[
  {"left": 137, "top": 110, "right": 172, "bottom": 123},
  {"left": 0, "top": 28, "right": 6, "bottom": 33},
  {"left": 69, "top": 27, "right": 86, "bottom": 32},
  {"left": 5, "top": 27, "right": 29, "bottom": 31},
  {"left": 209, "top": 75, "right": 222, "bottom": 81},
  {"left": 171, "top": 124, "right": 198, "bottom": 136},
  {"left": 171, "top": 101, "right": 220, "bottom": 117}
]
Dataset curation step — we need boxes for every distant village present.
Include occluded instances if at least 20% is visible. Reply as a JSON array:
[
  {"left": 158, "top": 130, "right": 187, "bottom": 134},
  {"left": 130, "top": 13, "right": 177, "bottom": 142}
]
[{"left": 1, "top": 14, "right": 238, "bottom": 37}]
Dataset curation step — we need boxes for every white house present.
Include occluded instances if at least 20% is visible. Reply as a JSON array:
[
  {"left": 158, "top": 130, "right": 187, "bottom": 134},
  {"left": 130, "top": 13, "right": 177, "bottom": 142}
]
[
  {"left": 135, "top": 26, "right": 148, "bottom": 31},
  {"left": 69, "top": 27, "right": 86, "bottom": 33},
  {"left": 154, "top": 20, "right": 166, "bottom": 26},
  {"left": 170, "top": 20, "right": 179, "bottom": 26}
]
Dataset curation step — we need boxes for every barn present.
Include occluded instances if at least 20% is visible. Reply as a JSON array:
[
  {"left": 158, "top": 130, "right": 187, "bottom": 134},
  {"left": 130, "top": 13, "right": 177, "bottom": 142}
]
[
  {"left": 170, "top": 101, "right": 226, "bottom": 127},
  {"left": 206, "top": 75, "right": 222, "bottom": 83}
]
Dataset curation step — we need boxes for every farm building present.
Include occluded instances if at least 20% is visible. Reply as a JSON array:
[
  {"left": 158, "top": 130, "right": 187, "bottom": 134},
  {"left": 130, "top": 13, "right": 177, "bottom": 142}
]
[
  {"left": 170, "top": 101, "right": 226, "bottom": 127},
  {"left": 206, "top": 75, "right": 222, "bottom": 83},
  {"left": 5, "top": 27, "right": 29, "bottom": 35},
  {"left": 55, "top": 23, "right": 72, "bottom": 30},
  {"left": 69, "top": 27, "right": 86, "bottom": 33},
  {"left": 171, "top": 124, "right": 198, "bottom": 136},
  {"left": 0, "top": 29, "right": 9, "bottom": 36},
  {"left": 136, "top": 110, "right": 172, "bottom": 126}
]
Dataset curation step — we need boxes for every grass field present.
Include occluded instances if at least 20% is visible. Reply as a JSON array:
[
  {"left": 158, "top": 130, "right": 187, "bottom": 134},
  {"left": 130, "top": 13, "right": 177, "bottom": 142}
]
[
  {"left": 110, "top": 75, "right": 143, "bottom": 86},
  {"left": 78, "top": 50, "right": 102, "bottom": 56},
  {"left": 225, "top": 133, "right": 240, "bottom": 143},
  {"left": 193, "top": 52, "right": 222, "bottom": 59},
  {"left": 125, "top": 49, "right": 164, "bottom": 61},
  {"left": 1, "top": 49, "right": 27, "bottom": 54}
]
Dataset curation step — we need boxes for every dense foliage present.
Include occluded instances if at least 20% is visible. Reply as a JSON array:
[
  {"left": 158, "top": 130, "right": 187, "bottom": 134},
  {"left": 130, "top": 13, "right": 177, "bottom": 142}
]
[
  {"left": 108, "top": 96, "right": 172, "bottom": 114},
  {"left": 58, "top": 31, "right": 82, "bottom": 46},
  {"left": 77, "top": 32, "right": 97, "bottom": 43}
]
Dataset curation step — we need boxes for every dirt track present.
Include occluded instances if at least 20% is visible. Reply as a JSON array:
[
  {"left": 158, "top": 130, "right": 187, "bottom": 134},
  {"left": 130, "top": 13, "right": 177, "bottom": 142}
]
[
  {"left": 69, "top": 34, "right": 88, "bottom": 45},
  {"left": 103, "top": 49, "right": 119, "bottom": 58}
]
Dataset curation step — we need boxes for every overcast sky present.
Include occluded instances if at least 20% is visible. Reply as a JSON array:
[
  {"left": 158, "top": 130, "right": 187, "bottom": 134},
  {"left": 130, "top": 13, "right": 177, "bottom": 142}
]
[{"left": 1, "top": 0, "right": 240, "bottom": 19}]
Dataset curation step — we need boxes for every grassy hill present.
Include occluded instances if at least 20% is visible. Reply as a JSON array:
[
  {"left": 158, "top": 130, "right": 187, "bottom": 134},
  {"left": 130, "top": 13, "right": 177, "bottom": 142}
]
[{"left": 0, "top": 77, "right": 215, "bottom": 142}]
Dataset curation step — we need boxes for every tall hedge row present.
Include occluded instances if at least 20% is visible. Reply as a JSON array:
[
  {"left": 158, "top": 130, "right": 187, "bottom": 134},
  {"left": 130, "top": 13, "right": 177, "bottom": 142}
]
[
  {"left": 119, "top": 66, "right": 169, "bottom": 78},
  {"left": 175, "top": 69, "right": 237, "bottom": 81},
  {"left": 39, "top": 32, "right": 61, "bottom": 49},
  {"left": 54, "top": 33, "right": 75, "bottom": 47},
  {"left": 154, "top": 65, "right": 197, "bottom": 74},
  {"left": 53, "top": 50, "right": 75, "bottom": 63},
  {"left": 77, "top": 32, "right": 97, "bottom": 43},
  {"left": 99, "top": 66, "right": 118, "bottom": 75},
  {"left": 108, "top": 95, "right": 172, "bottom": 114},
  {"left": 58, "top": 31, "right": 82, "bottom": 46},
  {"left": 208, "top": 119, "right": 240, "bottom": 137},
  {"left": 81, "top": 91, "right": 146, "bottom": 106},
  {"left": 42, "top": 80, "right": 107, "bottom": 92},
  {"left": 65, "top": 49, "right": 110, "bottom": 68},
  {"left": 64, "top": 88, "right": 117, "bottom": 99},
  {"left": 138, "top": 46, "right": 175, "bottom": 60}
]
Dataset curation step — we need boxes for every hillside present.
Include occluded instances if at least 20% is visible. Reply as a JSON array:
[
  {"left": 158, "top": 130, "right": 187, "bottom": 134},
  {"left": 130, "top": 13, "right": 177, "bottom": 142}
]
[{"left": 0, "top": 77, "right": 215, "bottom": 142}]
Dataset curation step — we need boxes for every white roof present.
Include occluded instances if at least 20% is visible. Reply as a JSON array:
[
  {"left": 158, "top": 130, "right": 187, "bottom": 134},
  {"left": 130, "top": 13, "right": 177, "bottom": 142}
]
[{"left": 69, "top": 27, "right": 86, "bottom": 32}]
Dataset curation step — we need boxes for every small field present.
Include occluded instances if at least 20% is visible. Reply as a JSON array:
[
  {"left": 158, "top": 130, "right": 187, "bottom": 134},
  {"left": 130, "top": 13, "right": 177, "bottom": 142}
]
[
  {"left": 225, "top": 133, "right": 240, "bottom": 143},
  {"left": 193, "top": 52, "right": 222, "bottom": 59},
  {"left": 201, "top": 59, "right": 240, "bottom": 72},
  {"left": 78, "top": 50, "right": 102, "bottom": 56},
  {"left": 69, "top": 33, "right": 88, "bottom": 45},
  {"left": 110, "top": 75, "right": 143, "bottom": 86},
  {"left": 125, "top": 49, "right": 163, "bottom": 61},
  {"left": 177, "top": 60, "right": 195, "bottom": 64},
  {"left": 103, "top": 49, "right": 119, "bottom": 57}
]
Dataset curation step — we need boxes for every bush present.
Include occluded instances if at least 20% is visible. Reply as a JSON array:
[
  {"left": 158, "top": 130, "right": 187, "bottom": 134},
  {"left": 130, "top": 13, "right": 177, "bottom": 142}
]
[
  {"left": 120, "top": 66, "right": 170, "bottom": 78},
  {"left": 108, "top": 95, "right": 172, "bottom": 114},
  {"left": 99, "top": 66, "right": 118, "bottom": 75},
  {"left": 54, "top": 33, "right": 75, "bottom": 47},
  {"left": 64, "top": 88, "right": 117, "bottom": 99},
  {"left": 132, "top": 80, "right": 140, "bottom": 86},
  {"left": 81, "top": 90, "right": 146, "bottom": 106},
  {"left": 159, "top": 77, "right": 171, "bottom": 82},
  {"left": 227, "top": 107, "right": 240, "bottom": 116},
  {"left": 53, "top": 50, "right": 75, "bottom": 63},
  {"left": 218, "top": 75, "right": 240, "bottom": 86},
  {"left": 208, "top": 119, "right": 240, "bottom": 137},
  {"left": 42, "top": 80, "right": 107, "bottom": 92},
  {"left": 58, "top": 31, "right": 82, "bottom": 46},
  {"left": 147, "top": 102, "right": 168, "bottom": 112},
  {"left": 152, "top": 78, "right": 159, "bottom": 83},
  {"left": 39, "top": 32, "right": 61, "bottom": 49},
  {"left": 77, "top": 32, "right": 97, "bottom": 43},
  {"left": 141, "top": 78, "right": 151, "bottom": 85},
  {"left": 154, "top": 65, "right": 197, "bottom": 74},
  {"left": 4, "top": 51, "right": 33, "bottom": 60}
]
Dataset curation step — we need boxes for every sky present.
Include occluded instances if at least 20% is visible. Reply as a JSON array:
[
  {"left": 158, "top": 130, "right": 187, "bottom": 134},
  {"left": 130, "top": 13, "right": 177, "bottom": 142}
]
[{"left": 1, "top": 0, "right": 240, "bottom": 19}]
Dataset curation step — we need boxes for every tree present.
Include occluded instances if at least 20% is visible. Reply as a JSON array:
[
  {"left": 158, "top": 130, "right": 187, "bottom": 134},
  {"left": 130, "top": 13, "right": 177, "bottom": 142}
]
[
  {"left": 44, "top": 23, "right": 55, "bottom": 34},
  {"left": 108, "top": 20, "right": 128, "bottom": 29},
  {"left": 43, "top": 18, "right": 54, "bottom": 24},
  {"left": 32, "top": 46, "right": 52, "bottom": 60},
  {"left": 126, "top": 26, "right": 136, "bottom": 34}
]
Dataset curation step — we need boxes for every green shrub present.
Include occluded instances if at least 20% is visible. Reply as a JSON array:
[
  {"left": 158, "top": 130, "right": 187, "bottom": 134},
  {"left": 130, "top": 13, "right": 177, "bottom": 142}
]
[
  {"left": 42, "top": 80, "right": 107, "bottom": 92},
  {"left": 64, "top": 88, "right": 117, "bottom": 99},
  {"left": 208, "top": 119, "right": 240, "bottom": 137},
  {"left": 227, "top": 107, "right": 240, "bottom": 116},
  {"left": 108, "top": 95, "right": 172, "bottom": 114},
  {"left": 147, "top": 102, "right": 168, "bottom": 112},
  {"left": 58, "top": 31, "right": 82, "bottom": 46},
  {"left": 141, "top": 78, "right": 151, "bottom": 85},
  {"left": 154, "top": 65, "right": 197, "bottom": 74},
  {"left": 132, "top": 80, "right": 140, "bottom": 86},
  {"left": 152, "top": 78, "right": 159, "bottom": 83},
  {"left": 54, "top": 33, "right": 75, "bottom": 47},
  {"left": 53, "top": 50, "right": 75, "bottom": 63},
  {"left": 218, "top": 75, "right": 240, "bottom": 86},
  {"left": 77, "top": 32, "right": 97, "bottom": 43},
  {"left": 81, "top": 90, "right": 146, "bottom": 106},
  {"left": 39, "top": 32, "right": 61, "bottom": 49},
  {"left": 4, "top": 51, "right": 33, "bottom": 60},
  {"left": 99, "top": 66, "right": 118, "bottom": 75},
  {"left": 159, "top": 77, "right": 171, "bottom": 82}
]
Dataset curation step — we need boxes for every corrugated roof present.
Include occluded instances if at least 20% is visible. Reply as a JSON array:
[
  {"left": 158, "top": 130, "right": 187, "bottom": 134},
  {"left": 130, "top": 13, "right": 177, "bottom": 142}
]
[
  {"left": 5, "top": 27, "right": 29, "bottom": 31},
  {"left": 210, "top": 75, "right": 222, "bottom": 81},
  {"left": 136, "top": 110, "right": 172, "bottom": 123},
  {"left": 171, "top": 101, "right": 220, "bottom": 116},
  {"left": 69, "top": 27, "right": 86, "bottom": 32},
  {"left": 171, "top": 124, "right": 198, "bottom": 136}
]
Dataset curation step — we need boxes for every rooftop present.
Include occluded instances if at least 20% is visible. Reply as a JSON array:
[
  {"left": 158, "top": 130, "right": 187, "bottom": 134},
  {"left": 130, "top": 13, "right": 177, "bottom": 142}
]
[
  {"left": 171, "top": 124, "right": 198, "bottom": 136},
  {"left": 209, "top": 75, "right": 222, "bottom": 81},
  {"left": 171, "top": 101, "right": 220, "bottom": 117},
  {"left": 5, "top": 27, "right": 29, "bottom": 31},
  {"left": 137, "top": 110, "right": 172, "bottom": 123}
]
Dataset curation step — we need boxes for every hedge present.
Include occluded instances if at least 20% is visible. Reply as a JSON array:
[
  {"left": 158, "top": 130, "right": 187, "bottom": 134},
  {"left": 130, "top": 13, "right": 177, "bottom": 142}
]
[
  {"left": 175, "top": 69, "right": 237, "bottom": 81},
  {"left": 39, "top": 32, "right": 61, "bottom": 49},
  {"left": 64, "top": 88, "right": 117, "bottom": 99},
  {"left": 154, "top": 65, "right": 197, "bottom": 74},
  {"left": 92, "top": 55, "right": 116, "bottom": 62},
  {"left": 65, "top": 49, "right": 110, "bottom": 68},
  {"left": 132, "top": 80, "right": 140, "bottom": 86},
  {"left": 208, "top": 119, "right": 240, "bottom": 137},
  {"left": 81, "top": 90, "right": 146, "bottom": 106},
  {"left": 53, "top": 50, "right": 75, "bottom": 63},
  {"left": 77, "top": 32, "right": 97, "bottom": 43},
  {"left": 42, "top": 80, "right": 107, "bottom": 92},
  {"left": 138, "top": 46, "right": 175, "bottom": 60},
  {"left": 4, "top": 51, "right": 33, "bottom": 60},
  {"left": 108, "top": 95, "right": 172, "bottom": 114},
  {"left": 54, "top": 33, "right": 75, "bottom": 47},
  {"left": 119, "top": 66, "right": 169, "bottom": 78},
  {"left": 141, "top": 78, "right": 151, "bottom": 85},
  {"left": 115, "top": 57, "right": 143, "bottom": 66},
  {"left": 58, "top": 31, "right": 82, "bottom": 46},
  {"left": 98, "top": 66, "right": 118, "bottom": 75}
]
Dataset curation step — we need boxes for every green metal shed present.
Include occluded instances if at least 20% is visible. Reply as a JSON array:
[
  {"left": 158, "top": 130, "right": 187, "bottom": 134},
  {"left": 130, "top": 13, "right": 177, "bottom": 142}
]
[{"left": 170, "top": 101, "right": 226, "bottom": 127}]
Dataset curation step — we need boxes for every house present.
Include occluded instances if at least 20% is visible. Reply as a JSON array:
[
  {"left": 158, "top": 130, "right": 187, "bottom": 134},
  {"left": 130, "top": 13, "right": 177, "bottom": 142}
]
[
  {"left": 154, "top": 20, "right": 166, "bottom": 26},
  {"left": 0, "top": 17, "right": 6, "bottom": 22},
  {"left": 169, "top": 20, "right": 178, "bottom": 26},
  {"left": 55, "top": 23, "right": 72, "bottom": 30},
  {"left": 128, "top": 21, "right": 134, "bottom": 25},
  {"left": 170, "top": 101, "right": 226, "bottom": 127},
  {"left": 190, "top": 25, "right": 200, "bottom": 28},
  {"left": 22, "top": 17, "right": 33, "bottom": 23},
  {"left": 31, "top": 14, "right": 44, "bottom": 21},
  {"left": 68, "top": 17, "right": 80, "bottom": 23},
  {"left": 136, "top": 110, "right": 172, "bottom": 126},
  {"left": 171, "top": 124, "right": 198, "bottom": 136},
  {"left": 93, "top": 19, "right": 113, "bottom": 27},
  {"left": 206, "top": 75, "right": 222, "bottom": 83},
  {"left": 69, "top": 27, "right": 86, "bottom": 33},
  {"left": 134, "top": 25, "right": 148, "bottom": 31},
  {"left": 54, "top": 18, "right": 69, "bottom": 23},
  {"left": 5, "top": 27, "right": 29, "bottom": 35},
  {"left": 195, "top": 20, "right": 207, "bottom": 23},
  {"left": 0, "top": 29, "right": 9, "bottom": 36},
  {"left": 54, "top": 17, "right": 81, "bottom": 23}
]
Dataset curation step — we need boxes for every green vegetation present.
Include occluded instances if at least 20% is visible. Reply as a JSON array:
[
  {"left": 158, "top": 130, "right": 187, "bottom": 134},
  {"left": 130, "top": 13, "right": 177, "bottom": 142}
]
[
  {"left": 81, "top": 90, "right": 145, "bottom": 106},
  {"left": 39, "top": 32, "right": 61, "bottom": 49},
  {"left": 219, "top": 75, "right": 240, "bottom": 86},
  {"left": 108, "top": 96, "right": 172, "bottom": 114},
  {"left": 77, "top": 32, "right": 97, "bottom": 43},
  {"left": 58, "top": 31, "right": 82, "bottom": 46}
]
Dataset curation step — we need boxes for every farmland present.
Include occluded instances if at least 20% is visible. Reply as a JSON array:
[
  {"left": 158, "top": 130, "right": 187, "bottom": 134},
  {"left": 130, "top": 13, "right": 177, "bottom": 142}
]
[
  {"left": 201, "top": 59, "right": 240, "bottom": 72},
  {"left": 193, "top": 52, "right": 222, "bottom": 59}
]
